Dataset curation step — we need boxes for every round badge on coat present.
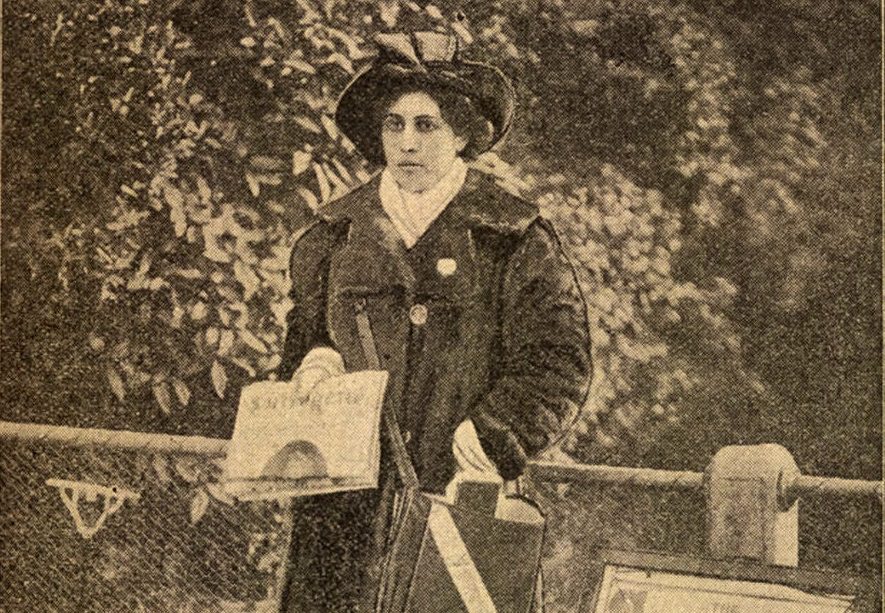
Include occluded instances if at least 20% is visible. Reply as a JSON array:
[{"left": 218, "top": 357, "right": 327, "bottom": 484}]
[
  {"left": 436, "top": 258, "right": 457, "bottom": 276},
  {"left": 409, "top": 304, "right": 428, "bottom": 326}
]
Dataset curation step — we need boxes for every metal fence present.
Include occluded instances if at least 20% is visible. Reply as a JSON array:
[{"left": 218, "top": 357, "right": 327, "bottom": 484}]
[
  {"left": 0, "top": 429, "right": 286, "bottom": 612},
  {"left": 0, "top": 421, "right": 881, "bottom": 612}
]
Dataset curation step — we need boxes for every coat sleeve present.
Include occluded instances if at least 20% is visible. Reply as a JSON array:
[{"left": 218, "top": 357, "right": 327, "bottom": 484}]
[
  {"left": 276, "top": 220, "right": 345, "bottom": 381},
  {"left": 471, "top": 218, "right": 592, "bottom": 480}
]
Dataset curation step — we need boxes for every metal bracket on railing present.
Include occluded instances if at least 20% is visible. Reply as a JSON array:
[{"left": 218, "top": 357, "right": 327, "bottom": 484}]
[{"left": 46, "top": 479, "right": 140, "bottom": 539}]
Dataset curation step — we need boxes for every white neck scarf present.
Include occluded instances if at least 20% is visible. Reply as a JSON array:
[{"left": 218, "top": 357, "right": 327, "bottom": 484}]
[{"left": 379, "top": 157, "right": 468, "bottom": 249}]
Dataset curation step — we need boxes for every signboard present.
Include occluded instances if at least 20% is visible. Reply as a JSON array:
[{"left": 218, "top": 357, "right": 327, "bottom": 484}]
[
  {"left": 584, "top": 551, "right": 877, "bottom": 613},
  {"left": 594, "top": 565, "right": 852, "bottom": 613}
]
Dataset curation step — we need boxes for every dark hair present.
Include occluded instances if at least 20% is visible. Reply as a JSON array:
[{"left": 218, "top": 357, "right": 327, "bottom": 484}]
[{"left": 367, "top": 83, "right": 494, "bottom": 165}]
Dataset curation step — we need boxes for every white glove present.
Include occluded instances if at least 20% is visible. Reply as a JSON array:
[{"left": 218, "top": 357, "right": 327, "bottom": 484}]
[
  {"left": 446, "top": 419, "right": 501, "bottom": 504},
  {"left": 291, "top": 347, "right": 345, "bottom": 401},
  {"left": 452, "top": 419, "right": 499, "bottom": 475}
]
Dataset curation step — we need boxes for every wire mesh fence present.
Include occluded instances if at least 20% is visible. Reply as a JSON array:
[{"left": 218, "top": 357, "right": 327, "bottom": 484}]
[
  {"left": 0, "top": 423, "right": 880, "bottom": 612},
  {"left": 0, "top": 437, "right": 289, "bottom": 613}
]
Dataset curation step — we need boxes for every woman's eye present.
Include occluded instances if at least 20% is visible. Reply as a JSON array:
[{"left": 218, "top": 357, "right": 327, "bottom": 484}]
[
  {"left": 382, "top": 116, "right": 404, "bottom": 132},
  {"left": 415, "top": 118, "right": 439, "bottom": 133}
]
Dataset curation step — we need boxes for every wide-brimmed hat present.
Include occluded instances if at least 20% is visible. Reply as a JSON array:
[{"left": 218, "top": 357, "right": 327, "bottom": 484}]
[{"left": 335, "top": 31, "right": 515, "bottom": 164}]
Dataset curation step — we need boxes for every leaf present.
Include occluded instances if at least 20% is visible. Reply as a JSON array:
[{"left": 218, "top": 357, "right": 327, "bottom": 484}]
[
  {"left": 229, "top": 357, "right": 257, "bottom": 377},
  {"left": 190, "top": 489, "right": 210, "bottom": 524},
  {"left": 152, "top": 381, "right": 173, "bottom": 414},
  {"left": 451, "top": 21, "right": 473, "bottom": 46},
  {"left": 196, "top": 175, "right": 212, "bottom": 203},
  {"left": 219, "top": 327, "right": 236, "bottom": 354},
  {"left": 218, "top": 307, "right": 232, "bottom": 327},
  {"left": 245, "top": 172, "right": 261, "bottom": 198},
  {"left": 171, "top": 378, "right": 191, "bottom": 406},
  {"left": 320, "top": 115, "right": 339, "bottom": 140},
  {"left": 424, "top": 4, "right": 443, "bottom": 20},
  {"left": 283, "top": 52, "right": 317, "bottom": 74},
  {"left": 326, "top": 52, "right": 353, "bottom": 74},
  {"left": 148, "top": 277, "right": 168, "bottom": 291},
  {"left": 255, "top": 173, "right": 282, "bottom": 186},
  {"left": 239, "top": 329, "right": 268, "bottom": 353},
  {"left": 164, "top": 185, "right": 184, "bottom": 209},
  {"left": 206, "top": 326, "right": 220, "bottom": 346},
  {"left": 170, "top": 204, "right": 187, "bottom": 237},
  {"left": 175, "top": 268, "right": 203, "bottom": 280},
  {"left": 211, "top": 360, "right": 228, "bottom": 398},
  {"left": 205, "top": 483, "right": 235, "bottom": 506},
  {"left": 172, "top": 305, "right": 186, "bottom": 329},
  {"left": 107, "top": 367, "right": 126, "bottom": 401},
  {"left": 219, "top": 273, "right": 245, "bottom": 297},
  {"left": 152, "top": 455, "right": 172, "bottom": 484},
  {"left": 234, "top": 260, "right": 262, "bottom": 300},
  {"left": 292, "top": 150, "right": 312, "bottom": 176},
  {"left": 298, "top": 187, "right": 319, "bottom": 211},
  {"left": 313, "top": 163, "right": 331, "bottom": 203},
  {"left": 330, "top": 157, "right": 355, "bottom": 185},
  {"left": 175, "top": 457, "right": 201, "bottom": 483},
  {"left": 294, "top": 116, "right": 322, "bottom": 134},
  {"left": 322, "top": 162, "right": 349, "bottom": 197},
  {"left": 251, "top": 156, "right": 287, "bottom": 172},
  {"left": 191, "top": 301, "right": 208, "bottom": 320}
]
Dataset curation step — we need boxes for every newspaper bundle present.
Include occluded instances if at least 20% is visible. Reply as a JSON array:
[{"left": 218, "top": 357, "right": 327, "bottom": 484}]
[{"left": 223, "top": 371, "right": 388, "bottom": 500}]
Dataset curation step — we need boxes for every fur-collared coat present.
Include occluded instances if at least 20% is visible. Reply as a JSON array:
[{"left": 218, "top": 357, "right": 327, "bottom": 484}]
[{"left": 277, "top": 170, "right": 592, "bottom": 612}]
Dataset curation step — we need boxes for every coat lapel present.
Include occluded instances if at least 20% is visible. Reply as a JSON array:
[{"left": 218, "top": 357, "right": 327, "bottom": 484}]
[{"left": 322, "top": 175, "right": 415, "bottom": 297}]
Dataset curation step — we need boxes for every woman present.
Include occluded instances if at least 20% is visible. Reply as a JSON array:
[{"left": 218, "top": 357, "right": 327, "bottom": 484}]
[{"left": 277, "top": 31, "right": 592, "bottom": 612}]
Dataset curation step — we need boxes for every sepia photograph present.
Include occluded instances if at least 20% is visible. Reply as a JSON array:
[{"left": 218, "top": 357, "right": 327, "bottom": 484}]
[{"left": 1, "top": 0, "right": 881, "bottom": 611}]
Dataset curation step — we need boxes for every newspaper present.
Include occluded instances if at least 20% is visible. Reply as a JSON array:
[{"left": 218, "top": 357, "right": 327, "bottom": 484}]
[{"left": 223, "top": 370, "right": 388, "bottom": 501}]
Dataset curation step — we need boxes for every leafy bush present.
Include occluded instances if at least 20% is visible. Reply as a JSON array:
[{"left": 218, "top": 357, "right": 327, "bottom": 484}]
[
  {"left": 4, "top": 0, "right": 876, "bottom": 459},
  {"left": 2, "top": 0, "right": 879, "bottom": 608}
]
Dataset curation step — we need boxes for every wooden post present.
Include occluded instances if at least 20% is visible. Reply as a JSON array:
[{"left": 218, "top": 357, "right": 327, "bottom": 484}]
[{"left": 704, "top": 444, "right": 800, "bottom": 566}]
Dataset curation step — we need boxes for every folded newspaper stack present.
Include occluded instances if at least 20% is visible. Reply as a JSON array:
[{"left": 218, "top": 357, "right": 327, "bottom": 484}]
[{"left": 223, "top": 370, "right": 388, "bottom": 501}]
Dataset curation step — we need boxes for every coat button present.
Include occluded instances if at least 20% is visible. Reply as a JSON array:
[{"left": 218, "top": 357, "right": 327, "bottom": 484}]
[
  {"left": 436, "top": 258, "right": 457, "bottom": 276},
  {"left": 409, "top": 303, "right": 428, "bottom": 326}
]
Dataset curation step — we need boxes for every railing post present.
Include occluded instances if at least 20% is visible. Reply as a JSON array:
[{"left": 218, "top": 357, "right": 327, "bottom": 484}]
[{"left": 704, "top": 444, "right": 800, "bottom": 566}]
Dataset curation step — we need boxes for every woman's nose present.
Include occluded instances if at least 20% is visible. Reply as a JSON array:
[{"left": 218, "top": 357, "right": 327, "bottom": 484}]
[{"left": 400, "top": 125, "right": 419, "bottom": 152}]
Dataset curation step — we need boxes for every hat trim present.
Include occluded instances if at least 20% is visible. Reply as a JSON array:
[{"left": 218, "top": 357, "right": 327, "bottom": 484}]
[{"left": 335, "top": 58, "right": 515, "bottom": 163}]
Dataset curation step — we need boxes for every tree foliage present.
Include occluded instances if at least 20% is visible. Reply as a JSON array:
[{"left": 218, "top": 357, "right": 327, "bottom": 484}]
[
  {"left": 3, "top": 0, "right": 878, "bottom": 461},
  {"left": 2, "top": 0, "right": 879, "bottom": 608}
]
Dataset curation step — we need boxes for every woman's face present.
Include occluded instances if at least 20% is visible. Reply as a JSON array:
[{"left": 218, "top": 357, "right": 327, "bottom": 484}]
[{"left": 381, "top": 92, "right": 467, "bottom": 194}]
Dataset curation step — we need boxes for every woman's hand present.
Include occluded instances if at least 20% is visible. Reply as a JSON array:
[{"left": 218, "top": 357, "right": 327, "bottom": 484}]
[
  {"left": 291, "top": 347, "right": 345, "bottom": 402},
  {"left": 446, "top": 419, "right": 501, "bottom": 504},
  {"left": 452, "top": 419, "right": 499, "bottom": 475}
]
